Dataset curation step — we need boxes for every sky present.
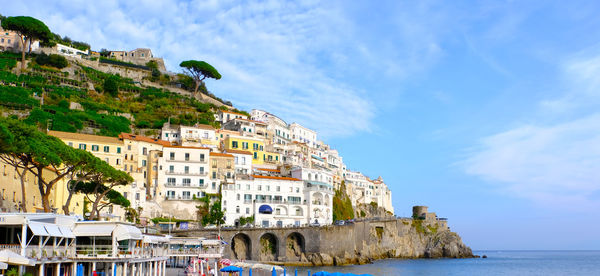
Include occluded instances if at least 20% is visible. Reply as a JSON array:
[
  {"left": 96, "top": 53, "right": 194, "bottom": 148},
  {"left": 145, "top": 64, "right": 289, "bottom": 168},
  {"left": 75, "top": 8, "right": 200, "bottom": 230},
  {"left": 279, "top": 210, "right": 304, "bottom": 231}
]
[{"left": 3, "top": 0, "right": 600, "bottom": 250}]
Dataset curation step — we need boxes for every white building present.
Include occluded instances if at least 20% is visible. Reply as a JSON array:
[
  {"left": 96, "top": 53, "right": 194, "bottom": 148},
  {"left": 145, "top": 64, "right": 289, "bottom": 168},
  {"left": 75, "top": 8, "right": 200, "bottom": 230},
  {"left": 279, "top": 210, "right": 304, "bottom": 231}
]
[
  {"left": 223, "top": 149, "right": 253, "bottom": 176},
  {"left": 344, "top": 170, "right": 372, "bottom": 206},
  {"left": 156, "top": 145, "right": 211, "bottom": 220},
  {"left": 55, "top": 43, "right": 88, "bottom": 58},
  {"left": 289, "top": 123, "right": 317, "bottom": 148},
  {"left": 215, "top": 110, "right": 248, "bottom": 124},
  {"left": 291, "top": 166, "right": 334, "bottom": 225},
  {"left": 250, "top": 109, "right": 290, "bottom": 147},
  {"left": 161, "top": 123, "right": 218, "bottom": 149},
  {"left": 221, "top": 175, "right": 309, "bottom": 227}
]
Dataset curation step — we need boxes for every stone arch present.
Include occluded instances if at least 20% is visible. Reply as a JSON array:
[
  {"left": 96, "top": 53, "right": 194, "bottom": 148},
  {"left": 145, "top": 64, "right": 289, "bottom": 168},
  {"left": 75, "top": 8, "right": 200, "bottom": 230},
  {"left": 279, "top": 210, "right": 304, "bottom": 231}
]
[
  {"left": 259, "top": 232, "right": 279, "bottom": 262},
  {"left": 275, "top": 205, "right": 288, "bottom": 216},
  {"left": 231, "top": 233, "right": 251, "bottom": 260},
  {"left": 324, "top": 194, "right": 330, "bottom": 206},
  {"left": 286, "top": 232, "right": 306, "bottom": 261},
  {"left": 312, "top": 192, "right": 324, "bottom": 205},
  {"left": 293, "top": 206, "right": 304, "bottom": 216}
]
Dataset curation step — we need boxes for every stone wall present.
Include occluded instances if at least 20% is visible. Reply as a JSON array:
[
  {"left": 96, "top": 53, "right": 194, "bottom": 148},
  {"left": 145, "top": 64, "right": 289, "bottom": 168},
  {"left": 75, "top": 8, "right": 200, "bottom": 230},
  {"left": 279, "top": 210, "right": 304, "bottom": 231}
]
[{"left": 175, "top": 215, "right": 474, "bottom": 266}]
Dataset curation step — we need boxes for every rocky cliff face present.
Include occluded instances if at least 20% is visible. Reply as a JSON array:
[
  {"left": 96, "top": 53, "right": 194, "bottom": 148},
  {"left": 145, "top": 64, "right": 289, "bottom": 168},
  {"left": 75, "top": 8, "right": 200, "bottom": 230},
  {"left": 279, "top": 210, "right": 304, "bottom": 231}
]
[{"left": 303, "top": 218, "right": 474, "bottom": 266}]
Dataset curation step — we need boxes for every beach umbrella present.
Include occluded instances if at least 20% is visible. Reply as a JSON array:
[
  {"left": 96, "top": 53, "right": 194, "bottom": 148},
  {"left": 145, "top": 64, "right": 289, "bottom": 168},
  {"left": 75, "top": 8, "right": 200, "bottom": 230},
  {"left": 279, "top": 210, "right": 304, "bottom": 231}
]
[
  {"left": 272, "top": 267, "right": 276, "bottom": 276},
  {"left": 295, "top": 268, "right": 298, "bottom": 276},
  {"left": 249, "top": 268, "right": 252, "bottom": 276},
  {"left": 220, "top": 259, "right": 233, "bottom": 266},
  {"left": 221, "top": 266, "right": 243, "bottom": 273}
]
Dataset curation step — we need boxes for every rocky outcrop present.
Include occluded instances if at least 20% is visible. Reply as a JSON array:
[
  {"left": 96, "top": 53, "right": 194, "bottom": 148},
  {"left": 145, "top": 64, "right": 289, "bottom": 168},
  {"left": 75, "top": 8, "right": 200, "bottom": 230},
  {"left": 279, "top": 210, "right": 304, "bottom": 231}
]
[
  {"left": 310, "top": 218, "right": 475, "bottom": 266},
  {"left": 424, "top": 231, "right": 473, "bottom": 258}
]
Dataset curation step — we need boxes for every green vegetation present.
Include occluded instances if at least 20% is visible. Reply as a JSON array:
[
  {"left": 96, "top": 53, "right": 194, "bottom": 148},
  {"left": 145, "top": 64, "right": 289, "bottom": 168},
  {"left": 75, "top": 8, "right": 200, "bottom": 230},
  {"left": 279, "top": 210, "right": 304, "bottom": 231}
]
[
  {"left": 412, "top": 219, "right": 427, "bottom": 234},
  {"left": 35, "top": 52, "right": 68, "bottom": 69},
  {"left": 151, "top": 217, "right": 190, "bottom": 225},
  {"left": 375, "top": 226, "right": 384, "bottom": 241},
  {"left": 238, "top": 215, "right": 255, "bottom": 226},
  {"left": 369, "top": 201, "right": 378, "bottom": 209},
  {"left": 332, "top": 181, "right": 355, "bottom": 221},
  {"left": 42, "top": 33, "right": 90, "bottom": 51}
]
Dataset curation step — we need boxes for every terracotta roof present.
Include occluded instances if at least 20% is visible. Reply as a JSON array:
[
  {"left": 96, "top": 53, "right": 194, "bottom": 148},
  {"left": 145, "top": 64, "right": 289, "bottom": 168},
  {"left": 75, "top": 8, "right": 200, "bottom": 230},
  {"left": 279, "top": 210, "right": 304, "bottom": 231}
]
[
  {"left": 49, "top": 130, "right": 121, "bottom": 144},
  {"left": 119, "top": 133, "right": 171, "bottom": 146},
  {"left": 253, "top": 175, "right": 300, "bottom": 181},
  {"left": 210, "top": 152, "right": 234, "bottom": 157},
  {"left": 257, "top": 168, "right": 280, "bottom": 172},
  {"left": 224, "top": 149, "right": 253, "bottom": 155},
  {"left": 164, "top": 145, "right": 210, "bottom": 150}
]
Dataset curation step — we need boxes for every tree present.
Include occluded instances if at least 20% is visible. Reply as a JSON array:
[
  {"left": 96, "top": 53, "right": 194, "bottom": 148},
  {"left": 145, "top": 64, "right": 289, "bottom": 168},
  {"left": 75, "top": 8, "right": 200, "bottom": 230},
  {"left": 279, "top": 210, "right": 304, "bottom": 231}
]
[
  {"left": 69, "top": 160, "right": 132, "bottom": 220},
  {"left": 103, "top": 76, "right": 118, "bottom": 97},
  {"left": 1, "top": 16, "right": 52, "bottom": 71},
  {"left": 0, "top": 118, "right": 90, "bottom": 212},
  {"left": 179, "top": 60, "right": 221, "bottom": 96},
  {"left": 202, "top": 201, "right": 225, "bottom": 226}
]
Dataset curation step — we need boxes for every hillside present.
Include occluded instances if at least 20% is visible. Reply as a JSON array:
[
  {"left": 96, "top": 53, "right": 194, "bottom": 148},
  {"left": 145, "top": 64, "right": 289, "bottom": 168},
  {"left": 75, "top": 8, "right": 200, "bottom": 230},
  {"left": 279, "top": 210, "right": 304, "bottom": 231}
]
[{"left": 0, "top": 51, "right": 247, "bottom": 137}]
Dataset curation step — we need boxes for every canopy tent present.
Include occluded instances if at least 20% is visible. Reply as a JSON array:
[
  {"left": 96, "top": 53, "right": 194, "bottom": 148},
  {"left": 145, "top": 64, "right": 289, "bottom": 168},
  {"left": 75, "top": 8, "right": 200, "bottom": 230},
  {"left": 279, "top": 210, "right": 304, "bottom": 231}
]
[
  {"left": 201, "top": 239, "right": 223, "bottom": 246},
  {"left": 0, "top": 261, "right": 7, "bottom": 270},
  {"left": 220, "top": 265, "right": 243, "bottom": 272},
  {"left": 114, "top": 224, "right": 142, "bottom": 241},
  {"left": 73, "top": 224, "right": 116, "bottom": 237},
  {"left": 43, "top": 224, "right": 63, "bottom": 237},
  {"left": 259, "top": 204, "right": 273, "bottom": 214},
  {"left": 169, "top": 237, "right": 204, "bottom": 245},
  {"left": 59, "top": 226, "right": 76, "bottom": 239},
  {"left": 0, "top": 250, "right": 35, "bottom": 266}
]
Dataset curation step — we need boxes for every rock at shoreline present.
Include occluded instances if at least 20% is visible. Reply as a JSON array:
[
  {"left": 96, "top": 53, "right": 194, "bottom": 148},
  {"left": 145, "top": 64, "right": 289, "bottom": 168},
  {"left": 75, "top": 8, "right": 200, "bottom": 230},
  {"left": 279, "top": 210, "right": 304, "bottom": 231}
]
[{"left": 424, "top": 231, "right": 473, "bottom": 258}]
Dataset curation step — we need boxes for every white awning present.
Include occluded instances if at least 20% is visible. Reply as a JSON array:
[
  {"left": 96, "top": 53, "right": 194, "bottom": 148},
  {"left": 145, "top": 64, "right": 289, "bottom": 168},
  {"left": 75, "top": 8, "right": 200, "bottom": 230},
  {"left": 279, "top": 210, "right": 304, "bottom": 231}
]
[
  {"left": 0, "top": 261, "right": 8, "bottom": 269},
  {"left": 169, "top": 237, "right": 203, "bottom": 245},
  {"left": 73, "top": 224, "right": 116, "bottom": 237},
  {"left": 114, "top": 225, "right": 142, "bottom": 241},
  {"left": 28, "top": 222, "right": 49, "bottom": 236},
  {"left": 44, "top": 224, "right": 63, "bottom": 237},
  {"left": 201, "top": 239, "right": 222, "bottom": 246},
  {"left": 143, "top": 235, "right": 169, "bottom": 244},
  {"left": 59, "top": 226, "right": 75, "bottom": 239},
  {"left": 0, "top": 250, "right": 35, "bottom": 266}
]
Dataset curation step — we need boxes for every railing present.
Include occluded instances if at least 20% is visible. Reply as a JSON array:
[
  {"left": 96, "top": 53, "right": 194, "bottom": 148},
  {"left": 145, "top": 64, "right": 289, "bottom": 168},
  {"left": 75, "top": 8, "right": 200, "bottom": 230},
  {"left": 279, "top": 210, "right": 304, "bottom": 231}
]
[
  {"left": 166, "top": 158, "right": 207, "bottom": 164},
  {"left": 165, "top": 183, "right": 206, "bottom": 188},
  {"left": 165, "top": 171, "right": 207, "bottom": 176},
  {"left": 167, "top": 247, "right": 222, "bottom": 256},
  {"left": 166, "top": 196, "right": 194, "bottom": 201},
  {"left": 75, "top": 245, "right": 150, "bottom": 259}
]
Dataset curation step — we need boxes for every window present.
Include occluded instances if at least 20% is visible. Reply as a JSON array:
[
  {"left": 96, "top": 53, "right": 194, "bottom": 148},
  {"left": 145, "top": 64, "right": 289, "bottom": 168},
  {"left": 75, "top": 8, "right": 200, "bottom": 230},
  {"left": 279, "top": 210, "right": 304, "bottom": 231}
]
[
  {"left": 79, "top": 144, "right": 86, "bottom": 150},
  {"left": 116, "top": 158, "right": 121, "bottom": 165},
  {"left": 200, "top": 167, "right": 204, "bottom": 174},
  {"left": 142, "top": 160, "right": 147, "bottom": 166},
  {"left": 212, "top": 182, "right": 216, "bottom": 189},
  {"left": 246, "top": 185, "right": 250, "bottom": 190},
  {"left": 167, "top": 178, "right": 176, "bottom": 185},
  {"left": 236, "top": 206, "right": 240, "bottom": 213},
  {"left": 276, "top": 156, "right": 279, "bottom": 161},
  {"left": 127, "top": 145, "right": 131, "bottom": 150},
  {"left": 258, "top": 185, "right": 262, "bottom": 191},
  {"left": 246, "top": 208, "right": 250, "bottom": 214},
  {"left": 123, "top": 192, "right": 128, "bottom": 199},
  {"left": 104, "top": 146, "right": 110, "bottom": 152},
  {"left": 276, "top": 186, "right": 280, "bottom": 192},
  {"left": 242, "top": 142, "right": 248, "bottom": 149},
  {"left": 169, "top": 165, "right": 174, "bottom": 173},
  {"left": 266, "top": 185, "right": 270, "bottom": 191},
  {"left": 117, "top": 147, "right": 121, "bottom": 153},
  {"left": 212, "top": 172, "right": 217, "bottom": 179},
  {"left": 242, "top": 157, "right": 246, "bottom": 165},
  {"left": 124, "top": 164, "right": 128, "bottom": 171},
  {"left": 232, "top": 141, "right": 238, "bottom": 148},
  {"left": 183, "top": 178, "right": 191, "bottom": 186},
  {"left": 143, "top": 147, "right": 147, "bottom": 155},
  {"left": 212, "top": 160, "right": 217, "bottom": 168},
  {"left": 237, "top": 194, "right": 240, "bottom": 200},
  {"left": 200, "top": 154, "right": 205, "bottom": 161},
  {"left": 68, "top": 142, "right": 73, "bottom": 147},
  {"left": 105, "top": 158, "right": 109, "bottom": 163},
  {"left": 183, "top": 191, "right": 191, "bottom": 199},
  {"left": 170, "top": 152, "right": 175, "bottom": 160},
  {"left": 184, "top": 166, "right": 189, "bottom": 174},
  {"left": 136, "top": 193, "right": 140, "bottom": 200},
  {"left": 185, "top": 153, "right": 190, "bottom": 161},
  {"left": 253, "top": 152, "right": 257, "bottom": 159},
  {"left": 199, "top": 179, "right": 204, "bottom": 186},
  {"left": 253, "top": 143, "right": 258, "bottom": 150}
]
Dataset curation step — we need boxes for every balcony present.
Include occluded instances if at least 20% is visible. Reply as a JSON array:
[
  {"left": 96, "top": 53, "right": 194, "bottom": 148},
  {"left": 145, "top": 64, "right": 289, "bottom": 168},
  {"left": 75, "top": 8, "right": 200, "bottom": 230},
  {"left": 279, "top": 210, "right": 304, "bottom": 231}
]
[
  {"left": 166, "top": 158, "right": 207, "bottom": 164},
  {"left": 165, "top": 171, "right": 207, "bottom": 176},
  {"left": 0, "top": 244, "right": 77, "bottom": 259},
  {"left": 165, "top": 183, "right": 206, "bottom": 188},
  {"left": 166, "top": 195, "right": 193, "bottom": 201}
]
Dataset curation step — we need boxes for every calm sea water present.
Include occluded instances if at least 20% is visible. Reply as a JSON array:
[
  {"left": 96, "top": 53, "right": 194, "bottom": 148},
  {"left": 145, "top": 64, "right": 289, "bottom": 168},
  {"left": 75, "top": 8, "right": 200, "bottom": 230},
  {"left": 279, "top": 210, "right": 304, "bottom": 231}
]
[{"left": 291, "top": 251, "right": 600, "bottom": 276}]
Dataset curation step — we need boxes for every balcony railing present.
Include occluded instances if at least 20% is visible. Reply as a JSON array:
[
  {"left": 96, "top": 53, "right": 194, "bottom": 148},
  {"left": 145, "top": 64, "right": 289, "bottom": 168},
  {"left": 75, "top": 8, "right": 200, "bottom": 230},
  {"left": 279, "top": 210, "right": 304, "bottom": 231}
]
[
  {"left": 166, "top": 158, "right": 207, "bottom": 164},
  {"left": 165, "top": 183, "right": 206, "bottom": 188},
  {"left": 0, "top": 244, "right": 77, "bottom": 259},
  {"left": 165, "top": 171, "right": 207, "bottom": 176}
]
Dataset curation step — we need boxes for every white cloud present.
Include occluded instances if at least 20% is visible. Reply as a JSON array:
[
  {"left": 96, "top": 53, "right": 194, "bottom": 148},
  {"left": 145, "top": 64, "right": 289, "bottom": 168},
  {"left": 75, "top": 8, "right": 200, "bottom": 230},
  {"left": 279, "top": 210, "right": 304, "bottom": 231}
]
[{"left": 463, "top": 50, "right": 600, "bottom": 209}]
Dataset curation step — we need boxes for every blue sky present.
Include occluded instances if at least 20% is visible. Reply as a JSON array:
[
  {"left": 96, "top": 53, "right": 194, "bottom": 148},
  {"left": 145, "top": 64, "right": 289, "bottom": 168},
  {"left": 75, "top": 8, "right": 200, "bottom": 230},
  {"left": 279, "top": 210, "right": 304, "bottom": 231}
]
[{"left": 4, "top": 0, "right": 600, "bottom": 250}]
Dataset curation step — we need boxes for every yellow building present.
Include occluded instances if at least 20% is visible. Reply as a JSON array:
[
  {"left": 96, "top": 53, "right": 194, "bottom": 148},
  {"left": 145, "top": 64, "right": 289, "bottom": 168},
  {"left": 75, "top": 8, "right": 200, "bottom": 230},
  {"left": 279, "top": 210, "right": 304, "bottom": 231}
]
[
  {"left": 0, "top": 160, "right": 83, "bottom": 215},
  {"left": 49, "top": 130, "right": 124, "bottom": 168},
  {"left": 223, "top": 135, "right": 280, "bottom": 165}
]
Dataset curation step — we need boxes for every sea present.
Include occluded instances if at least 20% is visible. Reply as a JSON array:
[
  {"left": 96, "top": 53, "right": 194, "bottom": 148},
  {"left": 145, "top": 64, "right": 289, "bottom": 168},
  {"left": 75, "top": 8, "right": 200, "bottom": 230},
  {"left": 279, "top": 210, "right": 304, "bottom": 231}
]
[{"left": 290, "top": 251, "right": 600, "bottom": 276}]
